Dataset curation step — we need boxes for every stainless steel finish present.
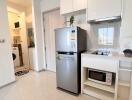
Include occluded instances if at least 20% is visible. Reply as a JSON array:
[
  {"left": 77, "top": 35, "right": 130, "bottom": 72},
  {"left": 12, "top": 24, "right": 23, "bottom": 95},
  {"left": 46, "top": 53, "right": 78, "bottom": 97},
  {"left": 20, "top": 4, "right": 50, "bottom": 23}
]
[
  {"left": 55, "top": 27, "right": 87, "bottom": 94},
  {"left": 91, "top": 50, "right": 110, "bottom": 56},
  {"left": 55, "top": 27, "right": 77, "bottom": 52},
  {"left": 55, "top": 27, "right": 86, "bottom": 52},
  {"left": 88, "top": 16, "right": 121, "bottom": 23},
  {"left": 56, "top": 53, "right": 78, "bottom": 93}
]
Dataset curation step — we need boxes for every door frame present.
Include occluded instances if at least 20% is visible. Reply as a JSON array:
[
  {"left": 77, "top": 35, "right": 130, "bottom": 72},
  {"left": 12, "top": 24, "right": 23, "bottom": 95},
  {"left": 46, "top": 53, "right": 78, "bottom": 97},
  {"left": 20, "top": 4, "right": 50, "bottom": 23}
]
[{"left": 42, "top": 8, "right": 60, "bottom": 72}]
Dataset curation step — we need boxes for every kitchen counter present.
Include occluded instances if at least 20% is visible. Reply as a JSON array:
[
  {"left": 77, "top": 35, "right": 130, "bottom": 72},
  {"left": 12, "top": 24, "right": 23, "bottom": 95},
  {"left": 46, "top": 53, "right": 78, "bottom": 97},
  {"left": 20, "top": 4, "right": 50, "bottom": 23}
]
[
  {"left": 82, "top": 51, "right": 132, "bottom": 62},
  {"left": 81, "top": 50, "right": 132, "bottom": 100}
]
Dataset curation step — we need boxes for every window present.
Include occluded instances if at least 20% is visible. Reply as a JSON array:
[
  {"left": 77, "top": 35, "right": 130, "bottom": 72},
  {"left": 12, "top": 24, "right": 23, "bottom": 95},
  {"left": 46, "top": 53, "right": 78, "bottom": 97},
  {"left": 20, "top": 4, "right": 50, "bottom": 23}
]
[{"left": 98, "top": 27, "right": 114, "bottom": 45}]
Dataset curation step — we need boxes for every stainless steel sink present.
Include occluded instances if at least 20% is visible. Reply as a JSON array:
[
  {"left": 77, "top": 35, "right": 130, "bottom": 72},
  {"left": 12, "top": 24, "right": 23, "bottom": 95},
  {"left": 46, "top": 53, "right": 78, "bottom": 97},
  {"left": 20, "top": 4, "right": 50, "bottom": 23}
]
[{"left": 91, "top": 50, "right": 110, "bottom": 56}]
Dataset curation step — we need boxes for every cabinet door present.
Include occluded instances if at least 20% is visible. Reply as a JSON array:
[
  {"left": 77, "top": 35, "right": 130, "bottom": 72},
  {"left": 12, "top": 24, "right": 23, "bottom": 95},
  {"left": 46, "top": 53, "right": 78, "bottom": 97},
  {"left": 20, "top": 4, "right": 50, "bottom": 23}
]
[
  {"left": 120, "top": 0, "right": 132, "bottom": 38},
  {"left": 60, "top": 0, "right": 73, "bottom": 14},
  {"left": 120, "top": 0, "right": 132, "bottom": 51},
  {"left": 87, "top": 0, "right": 121, "bottom": 21},
  {"left": 73, "top": 0, "right": 87, "bottom": 11}
]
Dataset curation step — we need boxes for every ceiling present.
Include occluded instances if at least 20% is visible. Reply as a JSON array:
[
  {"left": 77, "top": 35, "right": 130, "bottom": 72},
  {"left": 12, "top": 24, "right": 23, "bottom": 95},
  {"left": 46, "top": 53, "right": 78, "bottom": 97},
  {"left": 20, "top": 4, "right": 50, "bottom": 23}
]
[{"left": 8, "top": 0, "right": 32, "bottom": 7}]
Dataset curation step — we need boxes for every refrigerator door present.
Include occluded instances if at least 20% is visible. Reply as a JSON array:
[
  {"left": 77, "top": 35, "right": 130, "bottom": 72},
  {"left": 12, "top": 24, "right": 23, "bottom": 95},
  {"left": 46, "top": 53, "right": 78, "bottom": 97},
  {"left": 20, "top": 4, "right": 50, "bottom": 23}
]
[
  {"left": 55, "top": 27, "right": 77, "bottom": 52},
  {"left": 56, "top": 52, "right": 78, "bottom": 93}
]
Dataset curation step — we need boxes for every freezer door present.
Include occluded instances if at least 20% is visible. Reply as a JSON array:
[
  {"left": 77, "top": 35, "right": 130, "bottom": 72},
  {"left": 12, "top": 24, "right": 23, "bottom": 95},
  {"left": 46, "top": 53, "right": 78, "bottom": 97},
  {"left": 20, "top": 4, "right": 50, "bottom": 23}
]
[
  {"left": 55, "top": 27, "right": 77, "bottom": 52},
  {"left": 56, "top": 52, "right": 78, "bottom": 93}
]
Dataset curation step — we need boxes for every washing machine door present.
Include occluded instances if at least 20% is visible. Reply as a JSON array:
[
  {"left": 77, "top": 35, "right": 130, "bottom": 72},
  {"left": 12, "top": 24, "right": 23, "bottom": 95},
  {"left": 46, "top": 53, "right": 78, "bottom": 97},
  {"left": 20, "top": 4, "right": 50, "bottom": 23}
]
[{"left": 12, "top": 53, "right": 16, "bottom": 60}]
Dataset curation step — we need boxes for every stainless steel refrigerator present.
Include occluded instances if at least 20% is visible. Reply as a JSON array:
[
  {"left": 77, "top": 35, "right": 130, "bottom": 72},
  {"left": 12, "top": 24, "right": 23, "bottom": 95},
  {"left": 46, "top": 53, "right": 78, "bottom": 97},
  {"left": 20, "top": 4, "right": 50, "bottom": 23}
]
[{"left": 55, "top": 27, "right": 87, "bottom": 94}]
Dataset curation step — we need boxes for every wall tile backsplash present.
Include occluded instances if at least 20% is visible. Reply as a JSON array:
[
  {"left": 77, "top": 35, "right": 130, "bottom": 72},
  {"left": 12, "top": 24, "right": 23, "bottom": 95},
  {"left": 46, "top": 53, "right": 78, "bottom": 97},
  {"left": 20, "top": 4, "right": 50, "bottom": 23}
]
[
  {"left": 66, "top": 13, "right": 121, "bottom": 50},
  {"left": 91, "top": 21, "right": 121, "bottom": 49},
  {"left": 65, "top": 13, "right": 121, "bottom": 50}
]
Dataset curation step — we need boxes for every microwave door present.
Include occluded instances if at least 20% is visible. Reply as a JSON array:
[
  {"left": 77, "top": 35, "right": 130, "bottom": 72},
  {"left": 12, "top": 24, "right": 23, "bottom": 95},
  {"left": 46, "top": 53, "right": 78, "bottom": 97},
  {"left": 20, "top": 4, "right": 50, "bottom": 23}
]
[{"left": 89, "top": 70, "right": 106, "bottom": 82}]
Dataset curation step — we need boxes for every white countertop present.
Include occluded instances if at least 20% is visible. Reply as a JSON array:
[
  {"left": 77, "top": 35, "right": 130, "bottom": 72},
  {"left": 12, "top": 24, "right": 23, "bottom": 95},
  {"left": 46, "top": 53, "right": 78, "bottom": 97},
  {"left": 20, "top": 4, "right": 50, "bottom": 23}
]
[{"left": 82, "top": 51, "right": 132, "bottom": 62}]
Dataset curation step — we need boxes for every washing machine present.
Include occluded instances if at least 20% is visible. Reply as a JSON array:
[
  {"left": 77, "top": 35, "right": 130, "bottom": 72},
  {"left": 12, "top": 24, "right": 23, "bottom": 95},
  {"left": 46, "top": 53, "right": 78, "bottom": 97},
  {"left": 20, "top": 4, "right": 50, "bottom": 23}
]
[{"left": 12, "top": 47, "right": 20, "bottom": 67}]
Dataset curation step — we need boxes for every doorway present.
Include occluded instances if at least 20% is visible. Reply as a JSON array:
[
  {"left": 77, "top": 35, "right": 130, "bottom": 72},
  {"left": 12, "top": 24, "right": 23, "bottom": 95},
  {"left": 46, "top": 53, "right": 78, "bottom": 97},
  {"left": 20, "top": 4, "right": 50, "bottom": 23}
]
[
  {"left": 43, "top": 9, "right": 65, "bottom": 72},
  {"left": 7, "top": 0, "right": 34, "bottom": 75}
]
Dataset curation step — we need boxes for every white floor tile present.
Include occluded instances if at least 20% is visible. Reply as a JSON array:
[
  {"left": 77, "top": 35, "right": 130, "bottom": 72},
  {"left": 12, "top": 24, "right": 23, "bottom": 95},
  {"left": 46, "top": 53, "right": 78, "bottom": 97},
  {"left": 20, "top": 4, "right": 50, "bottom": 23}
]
[{"left": 0, "top": 71, "right": 98, "bottom": 100}]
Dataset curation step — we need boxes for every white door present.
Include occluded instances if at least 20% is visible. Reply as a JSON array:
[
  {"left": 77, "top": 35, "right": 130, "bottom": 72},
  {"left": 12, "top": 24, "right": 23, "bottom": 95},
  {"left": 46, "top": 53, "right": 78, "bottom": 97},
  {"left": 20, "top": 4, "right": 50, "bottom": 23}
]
[{"left": 43, "top": 9, "right": 65, "bottom": 72}]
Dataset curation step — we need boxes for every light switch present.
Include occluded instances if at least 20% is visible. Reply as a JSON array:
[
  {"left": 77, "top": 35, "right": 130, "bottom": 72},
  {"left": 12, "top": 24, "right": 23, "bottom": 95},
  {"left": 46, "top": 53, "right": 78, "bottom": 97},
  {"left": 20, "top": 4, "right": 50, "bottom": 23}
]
[{"left": 0, "top": 39, "right": 5, "bottom": 43}]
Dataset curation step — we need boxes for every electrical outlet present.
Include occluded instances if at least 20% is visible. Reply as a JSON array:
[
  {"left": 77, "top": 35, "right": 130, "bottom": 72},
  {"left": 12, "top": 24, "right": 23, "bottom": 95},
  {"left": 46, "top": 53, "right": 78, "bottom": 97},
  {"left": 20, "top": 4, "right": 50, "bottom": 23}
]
[{"left": 0, "top": 39, "right": 5, "bottom": 43}]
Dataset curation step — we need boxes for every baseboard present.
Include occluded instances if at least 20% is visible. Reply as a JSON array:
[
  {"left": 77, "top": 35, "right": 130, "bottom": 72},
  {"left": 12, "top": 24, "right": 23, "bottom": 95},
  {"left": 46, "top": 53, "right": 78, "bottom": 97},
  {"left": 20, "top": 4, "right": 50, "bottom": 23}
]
[
  {"left": 0, "top": 80, "right": 16, "bottom": 89},
  {"left": 45, "top": 69, "right": 56, "bottom": 73},
  {"left": 38, "top": 69, "right": 45, "bottom": 72},
  {"left": 46, "top": 68, "right": 56, "bottom": 73},
  {"left": 32, "top": 68, "right": 46, "bottom": 72}
]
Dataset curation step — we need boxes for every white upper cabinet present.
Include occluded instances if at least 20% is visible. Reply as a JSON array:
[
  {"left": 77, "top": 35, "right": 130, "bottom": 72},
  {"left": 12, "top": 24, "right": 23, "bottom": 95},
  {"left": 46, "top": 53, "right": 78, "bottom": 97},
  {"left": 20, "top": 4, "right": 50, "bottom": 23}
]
[
  {"left": 120, "top": 0, "right": 132, "bottom": 38},
  {"left": 87, "top": 0, "right": 122, "bottom": 21},
  {"left": 60, "top": 0, "right": 87, "bottom": 14},
  {"left": 119, "top": 0, "right": 132, "bottom": 51},
  {"left": 60, "top": 0, "right": 73, "bottom": 14},
  {"left": 73, "top": 0, "right": 87, "bottom": 12}
]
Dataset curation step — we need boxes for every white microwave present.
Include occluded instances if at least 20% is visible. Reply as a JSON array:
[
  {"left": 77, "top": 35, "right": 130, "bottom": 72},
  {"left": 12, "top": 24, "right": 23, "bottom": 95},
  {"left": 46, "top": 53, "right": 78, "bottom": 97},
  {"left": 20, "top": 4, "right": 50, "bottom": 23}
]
[{"left": 88, "top": 69, "right": 113, "bottom": 85}]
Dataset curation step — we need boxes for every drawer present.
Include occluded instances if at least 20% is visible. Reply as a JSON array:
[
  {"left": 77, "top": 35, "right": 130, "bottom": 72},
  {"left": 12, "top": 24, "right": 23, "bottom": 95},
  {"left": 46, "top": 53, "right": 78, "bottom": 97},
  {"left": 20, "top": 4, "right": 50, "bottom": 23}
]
[{"left": 81, "top": 55, "right": 119, "bottom": 72}]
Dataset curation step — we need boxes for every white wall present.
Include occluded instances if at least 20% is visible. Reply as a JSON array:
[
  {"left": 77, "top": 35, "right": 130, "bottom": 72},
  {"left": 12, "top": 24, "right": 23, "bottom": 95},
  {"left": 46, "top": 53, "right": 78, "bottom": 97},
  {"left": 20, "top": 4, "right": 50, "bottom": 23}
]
[
  {"left": 41, "top": 0, "right": 60, "bottom": 12},
  {"left": 26, "top": 6, "right": 32, "bottom": 28},
  {"left": 7, "top": 2, "right": 26, "bottom": 14},
  {"left": 8, "top": 11, "right": 19, "bottom": 43},
  {"left": 0, "top": 0, "right": 15, "bottom": 87},
  {"left": 8, "top": 2, "right": 33, "bottom": 28},
  {"left": 19, "top": 12, "right": 30, "bottom": 66},
  {"left": 32, "top": 0, "right": 46, "bottom": 71}
]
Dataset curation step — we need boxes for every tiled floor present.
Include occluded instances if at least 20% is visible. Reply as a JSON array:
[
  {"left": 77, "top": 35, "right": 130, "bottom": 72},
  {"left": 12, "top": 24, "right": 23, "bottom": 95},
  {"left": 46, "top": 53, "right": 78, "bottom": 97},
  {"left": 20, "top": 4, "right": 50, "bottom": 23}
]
[{"left": 0, "top": 71, "right": 98, "bottom": 100}]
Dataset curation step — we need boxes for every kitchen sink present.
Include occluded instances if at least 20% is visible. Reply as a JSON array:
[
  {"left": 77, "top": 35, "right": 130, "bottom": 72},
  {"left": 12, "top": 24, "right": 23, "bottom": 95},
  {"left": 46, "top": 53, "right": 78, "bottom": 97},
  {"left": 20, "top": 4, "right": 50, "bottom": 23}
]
[{"left": 91, "top": 50, "right": 110, "bottom": 56}]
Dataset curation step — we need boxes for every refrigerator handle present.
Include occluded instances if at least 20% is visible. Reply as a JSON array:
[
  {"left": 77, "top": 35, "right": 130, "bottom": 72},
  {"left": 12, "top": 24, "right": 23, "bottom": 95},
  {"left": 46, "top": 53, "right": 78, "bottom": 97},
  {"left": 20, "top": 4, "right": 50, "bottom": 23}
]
[
  {"left": 57, "top": 52, "right": 74, "bottom": 55},
  {"left": 56, "top": 52, "right": 60, "bottom": 60}
]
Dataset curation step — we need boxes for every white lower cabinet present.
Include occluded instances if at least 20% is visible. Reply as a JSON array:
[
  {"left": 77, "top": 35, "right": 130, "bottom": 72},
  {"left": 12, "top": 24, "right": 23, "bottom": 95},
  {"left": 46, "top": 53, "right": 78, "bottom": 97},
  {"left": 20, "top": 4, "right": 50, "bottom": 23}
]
[
  {"left": 81, "top": 55, "right": 118, "bottom": 73},
  {"left": 81, "top": 53, "right": 132, "bottom": 100},
  {"left": 118, "top": 60, "right": 132, "bottom": 100}
]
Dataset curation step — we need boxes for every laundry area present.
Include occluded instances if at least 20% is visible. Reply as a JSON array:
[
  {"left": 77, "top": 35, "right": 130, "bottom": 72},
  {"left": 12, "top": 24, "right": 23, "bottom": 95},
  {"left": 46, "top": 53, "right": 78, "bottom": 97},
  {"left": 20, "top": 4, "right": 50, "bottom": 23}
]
[{"left": 7, "top": 0, "right": 34, "bottom": 76}]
